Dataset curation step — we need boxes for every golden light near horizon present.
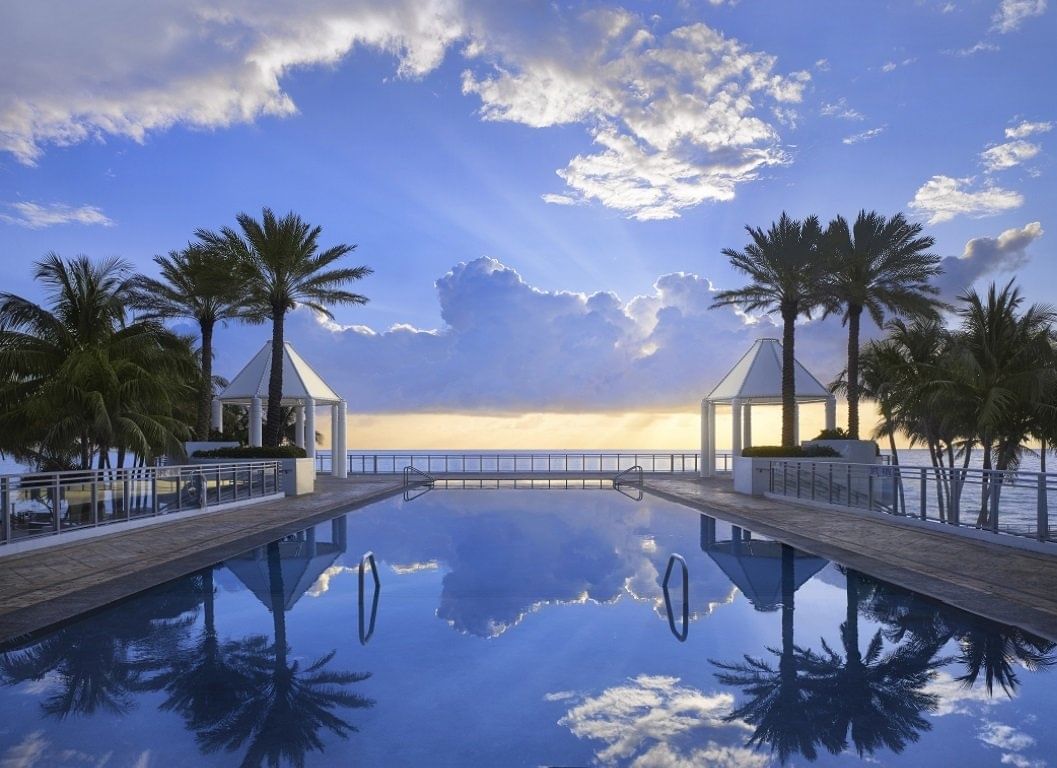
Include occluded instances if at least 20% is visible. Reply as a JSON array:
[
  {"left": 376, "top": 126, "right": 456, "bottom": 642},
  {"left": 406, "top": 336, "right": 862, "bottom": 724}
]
[{"left": 309, "top": 400, "right": 873, "bottom": 450}]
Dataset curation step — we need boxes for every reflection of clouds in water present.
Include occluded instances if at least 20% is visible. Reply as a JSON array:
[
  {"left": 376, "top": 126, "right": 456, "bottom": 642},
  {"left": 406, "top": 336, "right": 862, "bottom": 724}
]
[
  {"left": 345, "top": 493, "right": 742, "bottom": 637},
  {"left": 307, "top": 565, "right": 356, "bottom": 598},
  {"left": 13, "top": 672, "right": 60, "bottom": 697},
  {"left": 390, "top": 561, "right": 439, "bottom": 574},
  {"left": 925, "top": 671, "right": 998, "bottom": 716},
  {"left": 0, "top": 730, "right": 117, "bottom": 768},
  {"left": 556, "top": 675, "right": 763, "bottom": 767}
]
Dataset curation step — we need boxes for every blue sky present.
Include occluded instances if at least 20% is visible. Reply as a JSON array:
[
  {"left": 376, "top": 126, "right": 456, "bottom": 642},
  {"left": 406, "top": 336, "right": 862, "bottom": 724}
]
[{"left": 1, "top": 0, "right": 1054, "bottom": 438}]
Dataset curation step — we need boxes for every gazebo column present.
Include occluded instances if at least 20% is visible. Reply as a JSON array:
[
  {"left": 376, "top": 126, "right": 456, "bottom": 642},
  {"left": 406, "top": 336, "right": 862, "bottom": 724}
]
[
  {"left": 743, "top": 403, "right": 752, "bottom": 448},
  {"left": 211, "top": 398, "right": 223, "bottom": 434},
  {"left": 294, "top": 404, "right": 305, "bottom": 449},
  {"left": 331, "top": 401, "right": 348, "bottom": 478},
  {"left": 825, "top": 396, "right": 837, "bottom": 432},
  {"left": 304, "top": 399, "right": 316, "bottom": 461},
  {"left": 731, "top": 399, "right": 743, "bottom": 457},
  {"left": 700, "top": 399, "right": 710, "bottom": 478},
  {"left": 249, "top": 397, "right": 263, "bottom": 447},
  {"left": 707, "top": 400, "right": 717, "bottom": 475}
]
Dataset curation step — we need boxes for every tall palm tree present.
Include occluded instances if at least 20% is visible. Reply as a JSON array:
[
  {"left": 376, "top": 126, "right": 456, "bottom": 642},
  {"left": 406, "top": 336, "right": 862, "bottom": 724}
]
[
  {"left": 200, "top": 209, "right": 370, "bottom": 447},
  {"left": 131, "top": 244, "right": 249, "bottom": 438},
  {"left": 0, "top": 254, "right": 195, "bottom": 469},
  {"left": 950, "top": 282, "right": 1056, "bottom": 526},
  {"left": 822, "top": 211, "right": 942, "bottom": 439},
  {"left": 712, "top": 213, "right": 826, "bottom": 446}
]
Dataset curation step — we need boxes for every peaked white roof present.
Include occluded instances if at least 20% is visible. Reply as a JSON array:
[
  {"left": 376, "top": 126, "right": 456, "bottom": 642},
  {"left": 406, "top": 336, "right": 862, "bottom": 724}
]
[
  {"left": 218, "top": 342, "right": 343, "bottom": 405},
  {"left": 707, "top": 338, "right": 831, "bottom": 403}
]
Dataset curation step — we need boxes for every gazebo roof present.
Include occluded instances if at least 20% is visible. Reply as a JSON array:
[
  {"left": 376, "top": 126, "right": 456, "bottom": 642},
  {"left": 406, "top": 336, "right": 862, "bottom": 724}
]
[
  {"left": 707, "top": 338, "right": 831, "bottom": 404},
  {"left": 704, "top": 539, "right": 827, "bottom": 611},
  {"left": 218, "top": 342, "right": 343, "bottom": 405}
]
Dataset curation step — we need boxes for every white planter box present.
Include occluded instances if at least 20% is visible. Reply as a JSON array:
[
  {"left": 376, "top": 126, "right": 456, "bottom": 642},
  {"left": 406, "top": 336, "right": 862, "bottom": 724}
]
[
  {"left": 804, "top": 439, "right": 880, "bottom": 464},
  {"left": 187, "top": 456, "right": 315, "bottom": 497},
  {"left": 734, "top": 455, "right": 851, "bottom": 496}
]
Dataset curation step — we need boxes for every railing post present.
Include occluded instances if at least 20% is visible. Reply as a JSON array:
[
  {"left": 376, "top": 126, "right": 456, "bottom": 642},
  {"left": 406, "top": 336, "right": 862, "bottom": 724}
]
[
  {"left": 920, "top": 468, "right": 927, "bottom": 520},
  {"left": 867, "top": 472, "right": 874, "bottom": 511},
  {"left": 846, "top": 465, "right": 852, "bottom": 505},
  {"left": 795, "top": 462, "right": 801, "bottom": 498},
  {"left": 216, "top": 466, "right": 222, "bottom": 505},
  {"left": 52, "top": 475, "right": 61, "bottom": 533},
  {"left": 828, "top": 463, "right": 833, "bottom": 504},
  {"left": 92, "top": 474, "right": 100, "bottom": 524},
  {"left": 152, "top": 473, "right": 160, "bottom": 515},
  {"left": 811, "top": 463, "right": 816, "bottom": 501},
  {"left": 1, "top": 478, "right": 10, "bottom": 543},
  {"left": 990, "top": 470, "right": 1000, "bottom": 534},
  {"left": 1038, "top": 473, "right": 1049, "bottom": 542}
]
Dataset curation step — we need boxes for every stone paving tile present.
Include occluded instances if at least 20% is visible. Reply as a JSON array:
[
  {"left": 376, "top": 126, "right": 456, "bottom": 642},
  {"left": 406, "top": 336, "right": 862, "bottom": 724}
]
[
  {"left": 0, "top": 477, "right": 403, "bottom": 643},
  {"left": 643, "top": 476, "right": 1057, "bottom": 642}
]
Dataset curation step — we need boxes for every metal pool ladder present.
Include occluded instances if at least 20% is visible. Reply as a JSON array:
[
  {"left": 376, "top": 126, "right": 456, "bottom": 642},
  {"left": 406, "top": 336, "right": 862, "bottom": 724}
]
[
  {"left": 663, "top": 553, "right": 689, "bottom": 642},
  {"left": 359, "top": 550, "right": 381, "bottom": 645},
  {"left": 402, "top": 466, "right": 435, "bottom": 489}
]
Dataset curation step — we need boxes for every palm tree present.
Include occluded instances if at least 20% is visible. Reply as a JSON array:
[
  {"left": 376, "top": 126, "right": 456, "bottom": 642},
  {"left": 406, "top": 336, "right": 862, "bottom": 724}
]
[
  {"left": 0, "top": 254, "right": 196, "bottom": 469},
  {"left": 712, "top": 213, "right": 826, "bottom": 446},
  {"left": 712, "top": 545, "right": 838, "bottom": 762},
  {"left": 950, "top": 282, "right": 1056, "bottom": 526},
  {"left": 822, "top": 211, "right": 942, "bottom": 439},
  {"left": 200, "top": 209, "right": 370, "bottom": 447},
  {"left": 131, "top": 244, "right": 249, "bottom": 438}
]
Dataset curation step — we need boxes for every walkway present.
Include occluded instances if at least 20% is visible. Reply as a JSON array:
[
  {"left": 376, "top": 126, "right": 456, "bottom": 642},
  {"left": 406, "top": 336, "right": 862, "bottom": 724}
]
[
  {"left": 643, "top": 476, "right": 1057, "bottom": 642},
  {"left": 0, "top": 476, "right": 403, "bottom": 643}
]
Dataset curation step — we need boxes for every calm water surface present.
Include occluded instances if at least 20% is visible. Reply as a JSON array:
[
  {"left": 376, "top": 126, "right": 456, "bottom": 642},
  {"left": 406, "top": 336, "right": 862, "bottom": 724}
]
[{"left": 1, "top": 489, "right": 1054, "bottom": 767}]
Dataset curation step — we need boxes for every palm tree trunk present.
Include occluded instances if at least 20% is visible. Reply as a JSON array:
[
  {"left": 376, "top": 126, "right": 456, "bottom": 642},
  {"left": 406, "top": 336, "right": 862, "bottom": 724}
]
[
  {"left": 846, "top": 305, "right": 862, "bottom": 440},
  {"left": 267, "top": 541, "right": 287, "bottom": 668},
  {"left": 977, "top": 440, "right": 993, "bottom": 527},
  {"left": 263, "top": 308, "right": 285, "bottom": 448},
  {"left": 204, "top": 567, "right": 216, "bottom": 636},
  {"left": 781, "top": 304, "right": 797, "bottom": 448},
  {"left": 198, "top": 318, "right": 215, "bottom": 439},
  {"left": 781, "top": 544, "right": 795, "bottom": 657},
  {"left": 1042, "top": 438, "right": 1047, "bottom": 473},
  {"left": 846, "top": 568, "right": 861, "bottom": 660}
]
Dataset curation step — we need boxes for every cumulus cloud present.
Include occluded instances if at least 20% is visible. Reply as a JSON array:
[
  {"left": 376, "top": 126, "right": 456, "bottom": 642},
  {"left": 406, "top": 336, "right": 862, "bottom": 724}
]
[
  {"left": 981, "top": 140, "right": 1042, "bottom": 171},
  {"left": 0, "top": 0, "right": 465, "bottom": 165},
  {"left": 462, "top": 11, "right": 809, "bottom": 220},
  {"left": 0, "top": 201, "right": 114, "bottom": 229},
  {"left": 272, "top": 255, "right": 847, "bottom": 413},
  {"left": 1006, "top": 120, "right": 1053, "bottom": 138},
  {"left": 992, "top": 0, "right": 1048, "bottom": 32},
  {"left": 937, "top": 221, "right": 1043, "bottom": 297},
  {"left": 978, "top": 721, "right": 1035, "bottom": 751},
  {"left": 948, "top": 41, "right": 1001, "bottom": 55},
  {"left": 843, "top": 126, "right": 886, "bottom": 145},
  {"left": 909, "top": 175, "right": 1024, "bottom": 224}
]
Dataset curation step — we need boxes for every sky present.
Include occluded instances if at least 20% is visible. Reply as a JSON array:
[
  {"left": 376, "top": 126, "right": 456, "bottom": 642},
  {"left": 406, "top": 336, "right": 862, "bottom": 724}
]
[{"left": 0, "top": 0, "right": 1054, "bottom": 448}]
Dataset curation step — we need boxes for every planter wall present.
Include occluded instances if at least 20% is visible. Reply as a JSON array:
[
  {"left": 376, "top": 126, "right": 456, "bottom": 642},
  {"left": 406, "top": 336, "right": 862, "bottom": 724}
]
[{"left": 186, "top": 456, "right": 315, "bottom": 497}]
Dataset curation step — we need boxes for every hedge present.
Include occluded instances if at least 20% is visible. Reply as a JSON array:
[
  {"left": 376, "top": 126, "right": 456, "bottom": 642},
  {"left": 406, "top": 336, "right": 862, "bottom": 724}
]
[
  {"left": 741, "top": 445, "right": 841, "bottom": 458},
  {"left": 193, "top": 445, "right": 307, "bottom": 459}
]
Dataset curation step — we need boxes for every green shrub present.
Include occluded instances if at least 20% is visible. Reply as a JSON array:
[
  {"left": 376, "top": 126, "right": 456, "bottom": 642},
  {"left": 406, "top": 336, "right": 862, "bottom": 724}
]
[
  {"left": 812, "top": 428, "right": 849, "bottom": 440},
  {"left": 741, "top": 445, "right": 841, "bottom": 458},
  {"left": 193, "top": 445, "right": 307, "bottom": 459}
]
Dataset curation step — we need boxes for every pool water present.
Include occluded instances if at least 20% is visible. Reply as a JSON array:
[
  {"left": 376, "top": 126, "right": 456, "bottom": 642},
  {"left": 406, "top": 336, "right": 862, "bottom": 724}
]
[{"left": 1, "top": 489, "right": 1054, "bottom": 767}]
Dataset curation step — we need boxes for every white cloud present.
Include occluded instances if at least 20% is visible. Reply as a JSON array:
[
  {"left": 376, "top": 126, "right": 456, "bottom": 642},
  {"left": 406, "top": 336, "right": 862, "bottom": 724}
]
[
  {"left": 462, "top": 12, "right": 809, "bottom": 220},
  {"left": 978, "top": 721, "right": 1035, "bottom": 751},
  {"left": 909, "top": 175, "right": 1024, "bottom": 223},
  {"left": 0, "top": 0, "right": 465, "bottom": 164},
  {"left": 992, "top": 0, "right": 1048, "bottom": 32},
  {"left": 556, "top": 675, "right": 764, "bottom": 767},
  {"left": 843, "top": 126, "right": 886, "bottom": 145},
  {"left": 881, "top": 61, "right": 898, "bottom": 72},
  {"left": 0, "top": 201, "right": 114, "bottom": 229},
  {"left": 937, "top": 221, "right": 1043, "bottom": 297},
  {"left": 273, "top": 255, "right": 848, "bottom": 413},
  {"left": 949, "top": 41, "right": 1001, "bottom": 55},
  {"left": 541, "top": 193, "right": 581, "bottom": 206},
  {"left": 1001, "top": 755, "right": 1047, "bottom": 768},
  {"left": 1006, "top": 120, "right": 1053, "bottom": 138},
  {"left": 981, "top": 139, "right": 1042, "bottom": 171},
  {"left": 815, "top": 58, "right": 830, "bottom": 71},
  {"left": 820, "top": 97, "right": 864, "bottom": 120},
  {"left": 924, "top": 671, "right": 998, "bottom": 716},
  {"left": 880, "top": 58, "right": 915, "bottom": 72}
]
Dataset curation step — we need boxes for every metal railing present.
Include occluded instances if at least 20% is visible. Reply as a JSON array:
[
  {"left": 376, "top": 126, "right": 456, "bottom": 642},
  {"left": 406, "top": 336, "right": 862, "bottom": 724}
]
[
  {"left": 0, "top": 461, "right": 282, "bottom": 547},
  {"left": 768, "top": 459, "right": 1056, "bottom": 543},
  {"left": 613, "top": 465, "right": 644, "bottom": 487},
  {"left": 317, "top": 452, "right": 733, "bottom": 475}
]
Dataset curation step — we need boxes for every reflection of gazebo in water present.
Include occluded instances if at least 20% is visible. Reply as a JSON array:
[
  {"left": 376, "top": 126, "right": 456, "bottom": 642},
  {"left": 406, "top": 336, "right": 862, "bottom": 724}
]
[
  {"left": 700, "top": 516, "right": 826, "bottom": 611},
  {"left": 211, "top": 341, "right": 348, "bottom": 477},
  {"left": 226, "top": 517, "right": 348, "bottom": 612}
]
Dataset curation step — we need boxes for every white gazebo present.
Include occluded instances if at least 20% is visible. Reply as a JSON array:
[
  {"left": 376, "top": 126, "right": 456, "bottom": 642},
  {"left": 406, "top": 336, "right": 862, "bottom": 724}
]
[
  {"left": 701, "top": 338, "right": 836, "bottom": 477},
  {"left": 211, "top": 342, "right": 348, "bottom": 478}
]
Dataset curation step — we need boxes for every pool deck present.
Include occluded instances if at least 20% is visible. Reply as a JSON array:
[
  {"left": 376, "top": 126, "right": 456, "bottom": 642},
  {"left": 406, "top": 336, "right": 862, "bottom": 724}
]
[
  {"left": 642, "top": 476, "right": 1057, "bottom": 642},
  {"left": 0, "top": 476, "right": 403, "bottom": 644}
]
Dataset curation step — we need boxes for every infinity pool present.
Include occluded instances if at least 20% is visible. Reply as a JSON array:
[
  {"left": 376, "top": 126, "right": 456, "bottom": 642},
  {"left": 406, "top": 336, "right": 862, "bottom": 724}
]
[{"left": 1, "top": 489, "right": 1054, "bottom": 766}]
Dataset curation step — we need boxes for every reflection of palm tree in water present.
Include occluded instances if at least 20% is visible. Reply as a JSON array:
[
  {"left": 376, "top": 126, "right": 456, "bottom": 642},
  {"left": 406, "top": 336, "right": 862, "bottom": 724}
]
[
  {"left": 0, "top": 575, "right": 204, "bottom": 718},
  {"left": 197, "top": 540, "right": 373, "bottom": 767},
  {"left": 712, "top": 545, "right": 839, "bottom": 762},
  {"left": 865, "top": 575, "right": 1057, "bottom": 697},
  {"left": 796, "top": 569, "right": 943, "bottom": 758}
]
